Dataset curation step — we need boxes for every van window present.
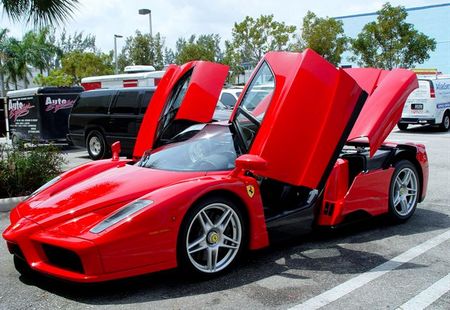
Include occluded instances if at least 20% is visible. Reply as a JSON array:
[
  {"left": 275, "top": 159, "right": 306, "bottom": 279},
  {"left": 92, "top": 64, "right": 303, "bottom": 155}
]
[
  {"left": 111, "top": 91, "right": 139, "bottom": 114},
  {"left": 72, "top": 91, "right": 112, "bottom": 114},
  {"left": 140, "top": 91, "right": 154, "bottom": 114}
]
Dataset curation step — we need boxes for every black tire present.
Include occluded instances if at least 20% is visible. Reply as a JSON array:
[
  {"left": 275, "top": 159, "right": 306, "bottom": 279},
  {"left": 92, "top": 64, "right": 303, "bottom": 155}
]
[
  {"left": 397, "top": 123, "right": 409, "bottom": 131},
  {"left": 177, "top": 196, "right": 246, "bottom": 277},
  {"left": 86, "top": 130, "right": 108, "bottom": 160},
  {"left": 388, "top": 160, "right": 420, "bottom": 223},
  {"left": 14, "top": 256, "right": 35, "bottom": 278},
  {"left": 439, "top": 111, "right": 450, "bottom": 132}
]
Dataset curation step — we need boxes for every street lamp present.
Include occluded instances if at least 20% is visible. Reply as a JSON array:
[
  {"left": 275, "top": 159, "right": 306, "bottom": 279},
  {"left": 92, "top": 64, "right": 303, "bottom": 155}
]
[
  {"left": 114, "top": 34, "right": 123, "bottom": 74},
  {"left": 138, "top": 8, "right": 152, "bottom": 37}
]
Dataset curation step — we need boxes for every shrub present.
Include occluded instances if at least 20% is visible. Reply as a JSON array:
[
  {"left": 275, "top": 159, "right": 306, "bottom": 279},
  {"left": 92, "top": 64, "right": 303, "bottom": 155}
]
[{"left": 0, "top": 143, "right": 66, "bottom": 198}]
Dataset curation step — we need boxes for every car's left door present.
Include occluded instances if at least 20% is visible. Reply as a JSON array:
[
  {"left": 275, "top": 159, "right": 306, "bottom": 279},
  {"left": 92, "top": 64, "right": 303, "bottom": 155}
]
[{"left": 133, "top": 61, "right": 229, "bottom": 159}]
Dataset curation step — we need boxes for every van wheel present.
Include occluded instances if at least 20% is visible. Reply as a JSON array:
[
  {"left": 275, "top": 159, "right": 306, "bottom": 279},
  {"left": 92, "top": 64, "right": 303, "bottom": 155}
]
[
  {"left": 397, "top": 123, "right": 408, "bottom": 131},
  {"left": 87, "top": 130, "right": 107, "bottom": 160},
  {"left": 439, "top": 111, "right": 450, "bottom": 131},
  {"left": 388, "top": 160, "right": 420, "bottom": 223}
]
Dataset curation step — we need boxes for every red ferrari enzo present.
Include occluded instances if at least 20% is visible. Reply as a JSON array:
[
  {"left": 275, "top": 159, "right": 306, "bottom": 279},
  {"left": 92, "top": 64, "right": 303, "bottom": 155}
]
[{"left": 3, "top": 49, "right": 428, "bottom": 282}]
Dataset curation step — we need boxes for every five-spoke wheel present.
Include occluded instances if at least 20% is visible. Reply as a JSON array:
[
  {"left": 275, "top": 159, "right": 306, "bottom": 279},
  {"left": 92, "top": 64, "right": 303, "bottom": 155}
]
[
  {"left": 389, "top": 160, "right": 420, "bottom": 222},
  {"left": 179, "top": 197, "right": 245, "bottom": 275}
]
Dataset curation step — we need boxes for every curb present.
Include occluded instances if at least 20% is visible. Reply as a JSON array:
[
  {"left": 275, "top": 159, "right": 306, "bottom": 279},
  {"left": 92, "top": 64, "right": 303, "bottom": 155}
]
[{"left": 0, "top": 196, "right": 27, "bottom": 212}]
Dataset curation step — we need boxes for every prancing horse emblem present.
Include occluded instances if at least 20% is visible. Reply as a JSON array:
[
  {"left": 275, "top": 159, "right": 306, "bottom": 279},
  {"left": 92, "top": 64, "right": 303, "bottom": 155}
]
[{"left": 246, "top": 185, "right": 255, "bottom": 198}]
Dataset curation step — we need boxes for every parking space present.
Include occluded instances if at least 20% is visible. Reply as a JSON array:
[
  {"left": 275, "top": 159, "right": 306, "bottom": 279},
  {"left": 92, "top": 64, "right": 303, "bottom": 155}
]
[{"left": 0, "top": 126, "right": 449, "bottom": 309}]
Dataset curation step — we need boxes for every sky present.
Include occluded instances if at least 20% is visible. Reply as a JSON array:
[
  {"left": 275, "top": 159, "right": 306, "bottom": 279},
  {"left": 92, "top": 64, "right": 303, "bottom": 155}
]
[{"left": 0, "top": 0, "right": 448, "bottom": 69}]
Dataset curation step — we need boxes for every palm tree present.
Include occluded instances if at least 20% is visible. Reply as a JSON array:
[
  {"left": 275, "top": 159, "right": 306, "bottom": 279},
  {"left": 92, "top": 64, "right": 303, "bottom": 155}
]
[
  {"left": 1, "top": 0, "right": 80, "bottom": 27},
  {"left": 22, "top": 27, "right": 58, "bottom": 75},
  {"left": 0, "top": 28, "right": 9, "bottom": 96},
  {"left": 4, "top": 38, "right": 32, "bottom": 89}
]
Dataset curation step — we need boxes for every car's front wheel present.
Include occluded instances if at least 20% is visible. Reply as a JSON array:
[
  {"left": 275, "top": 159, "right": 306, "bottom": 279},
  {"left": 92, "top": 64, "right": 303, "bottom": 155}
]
[
  {"left": 178, "top": 196, "right": 246, "bottom": 276},
  {"left": 14, "top": 256, "right": 35, "bottom": 278},
  {"left": 388, "top": 160, "right": 420, "bottom": 222}
]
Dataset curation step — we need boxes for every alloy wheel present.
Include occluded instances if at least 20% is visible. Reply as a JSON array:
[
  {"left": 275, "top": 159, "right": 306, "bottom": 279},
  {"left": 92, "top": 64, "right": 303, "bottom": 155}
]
[
  {"left": 392, "top": 167, "right": 418, "bottom": 216},
  {"left": 185, "top": 203, "right": 242, "bottom": 273}
]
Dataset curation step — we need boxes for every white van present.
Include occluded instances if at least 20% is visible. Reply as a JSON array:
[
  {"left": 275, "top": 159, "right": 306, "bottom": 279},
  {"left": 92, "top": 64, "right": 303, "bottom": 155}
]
[{"left": 398, "top": 76, "right": 450, "bottom": 131}]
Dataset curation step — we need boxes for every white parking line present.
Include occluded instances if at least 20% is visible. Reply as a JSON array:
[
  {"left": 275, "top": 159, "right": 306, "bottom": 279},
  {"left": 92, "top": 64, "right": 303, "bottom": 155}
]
[
  {"left": 288, "top": 229, "right": 450, "bottom": 310},
  {"left": 397, "top": 273, "right": 450, "bottom": 310}
]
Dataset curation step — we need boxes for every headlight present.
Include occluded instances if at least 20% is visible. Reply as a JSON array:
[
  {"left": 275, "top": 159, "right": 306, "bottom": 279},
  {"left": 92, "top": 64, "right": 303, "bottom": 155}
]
[
  {"left": 90, "top": 199, "right": 153, "bottom": 234},
  {"left": 29, "top": 176, "right": 62, "bottom": 198}
]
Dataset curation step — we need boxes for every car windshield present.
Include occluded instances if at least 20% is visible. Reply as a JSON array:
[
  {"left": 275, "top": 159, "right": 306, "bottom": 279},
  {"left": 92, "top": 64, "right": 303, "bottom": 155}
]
[{"left": 138, "top": 124, "right": 239, "bottom": 171}]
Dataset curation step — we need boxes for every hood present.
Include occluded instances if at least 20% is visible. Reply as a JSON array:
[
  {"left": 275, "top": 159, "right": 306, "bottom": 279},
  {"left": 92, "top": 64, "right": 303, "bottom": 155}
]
[
  {"left": 345, "top": 68, "right": 418, "bottom": 156},
  {"left": 16, "top": 164, "right": 204, "bottom": 228}
]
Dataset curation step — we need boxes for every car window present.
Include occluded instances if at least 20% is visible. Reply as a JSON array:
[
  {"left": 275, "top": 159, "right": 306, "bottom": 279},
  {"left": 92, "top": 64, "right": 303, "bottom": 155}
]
[
  {"left": 72, "top": 90, "right": 112, "bottom": 114},
  {"left": 233, "top": 62, "right": 275, "bottom": 150},
  {"left": 220, "top": 93, "right": 237, "bottom": 108},
  {"left": 239, "top": 62, "right": 274, "bottom": 117},
  {"left": 111, "top": 91, "right": 139, "bottom": 114},
  {"left": 140, "top": 90, "right": 154, "bottom": 114},
  {"left": 156, "top": 70, "right": 192, "bottom": 137}
]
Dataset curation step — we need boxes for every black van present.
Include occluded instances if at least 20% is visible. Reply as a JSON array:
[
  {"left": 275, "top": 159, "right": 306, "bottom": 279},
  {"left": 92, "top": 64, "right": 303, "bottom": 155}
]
[{"left": 68, "top": 87, "right": 155, "bottom": 160}]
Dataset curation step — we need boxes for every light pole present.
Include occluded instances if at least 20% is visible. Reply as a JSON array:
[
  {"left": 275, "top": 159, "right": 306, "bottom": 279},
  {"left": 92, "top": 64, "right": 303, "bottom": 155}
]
[
  {"left": 138, "top": 8, "right": 152, "bottom": 37},
  {"left": 114, "top": 34, "right": 123, "bottom": 74}
]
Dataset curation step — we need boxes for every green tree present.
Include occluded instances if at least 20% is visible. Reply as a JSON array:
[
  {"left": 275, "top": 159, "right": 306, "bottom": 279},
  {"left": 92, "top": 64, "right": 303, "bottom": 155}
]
[
  {"left": 222, "top": 40, "right": 244, "bottom": 83},
  {"left": 0, "top": 28, "right": 9, "bottom": 96},
  {"left": 351, "top": 2, "right": 436, "bottom": 69},
  {"left": 57, "top": 29, "right": 96, "bottom": 54},
  {"left": 296, "top": 11, "right": 348, "bottom": 65},
  {"left": 22, "top": 27, "right": 58, "bottom": 75},
  {"left": 61, "top": 51, "right": 113, "bottom": 84},
  {"left": 34, "top": 69, "right": 74, "bottom": 86},
  {"left": 118, "top": 31, "right": 166, "bottom": 71},
  {"left": 175, "top": 34, "right": 222, "bottom": 64},
  {"left": 3, "top": 37, "right": 31, "bottom": 89},
  {"left": 1, "top": 0, "right": 80, "bottom": 27},
  {"left": 164, "top": 47, "right": 175, "bottom": 65},
  {"left": 231, "top": 14, "right": 296, "bottom": 66}
]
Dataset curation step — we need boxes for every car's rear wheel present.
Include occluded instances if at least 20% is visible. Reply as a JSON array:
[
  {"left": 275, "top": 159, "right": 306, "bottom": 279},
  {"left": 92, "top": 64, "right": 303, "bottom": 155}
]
[
  {"left": 178, "top": 196, "right": 246, "bottom": 276},
  {"left": 397, "top": 123, "right": 408, "bottom": 131},
  {"left": 439, "top": 111, "right": 450, "bottom": 131},
  {"left": 388, "top": 160, "right": 420, "bottom": 222},
  {"left": 86, "top": 130, "right": 107, "bottom": 160}
]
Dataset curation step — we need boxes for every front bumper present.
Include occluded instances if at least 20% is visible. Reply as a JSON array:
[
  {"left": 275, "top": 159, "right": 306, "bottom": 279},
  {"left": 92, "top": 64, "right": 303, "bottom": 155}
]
[{"left": 3, "top": 218, "right": 177, "bottom": 283}]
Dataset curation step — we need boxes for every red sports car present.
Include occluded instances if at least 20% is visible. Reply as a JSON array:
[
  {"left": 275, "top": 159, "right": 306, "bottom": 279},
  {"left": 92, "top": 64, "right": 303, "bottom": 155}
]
[{"left": 3, "top": 49, "right": 428, "bottom": 282}]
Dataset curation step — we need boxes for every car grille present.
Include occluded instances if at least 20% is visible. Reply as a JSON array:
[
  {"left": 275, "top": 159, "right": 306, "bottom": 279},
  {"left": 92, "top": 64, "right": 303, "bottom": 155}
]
[{"left": 41, "top": 244, "right": 84, "bottom": 274}]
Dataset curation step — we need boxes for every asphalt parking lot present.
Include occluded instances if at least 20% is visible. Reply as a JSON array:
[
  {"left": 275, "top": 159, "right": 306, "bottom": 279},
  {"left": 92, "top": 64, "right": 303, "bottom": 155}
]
[{"left": 0, "top": 125, "right": 449, "bottom": 310}]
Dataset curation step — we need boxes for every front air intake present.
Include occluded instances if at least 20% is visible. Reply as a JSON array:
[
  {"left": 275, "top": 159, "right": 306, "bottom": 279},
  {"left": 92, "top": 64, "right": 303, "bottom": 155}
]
[{"left": 41, "top": 244, "right": 84, "bottom": 274}]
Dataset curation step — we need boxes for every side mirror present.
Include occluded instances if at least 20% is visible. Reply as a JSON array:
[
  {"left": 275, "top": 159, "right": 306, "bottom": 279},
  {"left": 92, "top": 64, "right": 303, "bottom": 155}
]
[
  {"left": 232, "top": 154, "right": 267, "bottom": 176},
  {"left": 111, "top": 141, "right": 121, "bottom": 161}
]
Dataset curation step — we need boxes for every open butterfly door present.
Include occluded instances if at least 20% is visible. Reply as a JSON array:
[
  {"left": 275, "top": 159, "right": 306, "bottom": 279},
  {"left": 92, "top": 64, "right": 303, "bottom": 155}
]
[
  {"left": 133, "top": 61, "right": 229, "bottom": 158},
  {"left": 231, "top": 49, "right": 367, "bottom": 190}
]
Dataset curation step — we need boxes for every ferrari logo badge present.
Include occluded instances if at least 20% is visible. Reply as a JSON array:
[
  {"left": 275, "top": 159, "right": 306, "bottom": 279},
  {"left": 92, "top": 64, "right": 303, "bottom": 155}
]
[{"left": 246, "top": 185, "right": 255, "bottom": 198}]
